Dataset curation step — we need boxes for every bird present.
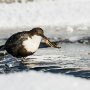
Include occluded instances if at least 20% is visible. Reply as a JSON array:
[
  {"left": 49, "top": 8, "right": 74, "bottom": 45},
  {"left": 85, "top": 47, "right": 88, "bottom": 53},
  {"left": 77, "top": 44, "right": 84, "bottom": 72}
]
[{"left": 0, "top": 27, "right": 60, "bottom": 58}]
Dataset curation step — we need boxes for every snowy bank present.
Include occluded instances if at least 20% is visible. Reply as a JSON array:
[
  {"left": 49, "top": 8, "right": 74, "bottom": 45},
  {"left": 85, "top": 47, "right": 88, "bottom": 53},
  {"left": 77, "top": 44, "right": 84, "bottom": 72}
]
[
  {"left": 0, "top": 0, "right": 90, "bottom": 28},
  {"left": 0, "top": 71, "right": 90, "bottom": 90}
]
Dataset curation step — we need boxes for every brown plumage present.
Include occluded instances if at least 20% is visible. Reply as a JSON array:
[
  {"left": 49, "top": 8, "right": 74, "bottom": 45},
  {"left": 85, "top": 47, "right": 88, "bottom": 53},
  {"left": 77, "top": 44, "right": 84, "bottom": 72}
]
[{"left": 0, "top": 27, "right": 60, "bottom": 58}]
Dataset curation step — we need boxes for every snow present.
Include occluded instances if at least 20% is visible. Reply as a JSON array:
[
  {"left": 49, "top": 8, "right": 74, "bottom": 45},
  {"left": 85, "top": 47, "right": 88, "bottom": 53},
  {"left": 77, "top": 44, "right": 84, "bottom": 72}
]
[
  {"left": 0, "top": 0, "right": 90, "bottom": 89},
  {"left": 0, "top": 71, "right": 90, "bottom": 90},
  {"left": 0, "top": 0, "right": 90, "bottom": 28}
]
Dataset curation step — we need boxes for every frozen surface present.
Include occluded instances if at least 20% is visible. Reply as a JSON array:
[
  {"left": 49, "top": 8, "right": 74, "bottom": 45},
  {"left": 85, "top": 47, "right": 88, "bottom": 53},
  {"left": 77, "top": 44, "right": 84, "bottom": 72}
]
[
  {"left": 0, "top": 42, "right": 90, "bottom": 79},
  {"left": 0, "top": 71, "right": 90, "bottom": 90},
  {"left": 0, "top": 0, "right": 90, "bottom": 28},
  {"left": 0, "top": 0, "right": 90, "bottom": 89},
  {"left": 0, "top": 26, "right": 90, "bottom": 79}
]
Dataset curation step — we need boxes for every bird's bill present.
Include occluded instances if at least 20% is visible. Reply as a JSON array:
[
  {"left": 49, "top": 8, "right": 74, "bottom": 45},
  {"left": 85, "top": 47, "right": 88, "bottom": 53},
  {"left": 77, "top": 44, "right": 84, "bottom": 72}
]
[{"left": 41, "top": 35, "right": 61, "bottom": 48}]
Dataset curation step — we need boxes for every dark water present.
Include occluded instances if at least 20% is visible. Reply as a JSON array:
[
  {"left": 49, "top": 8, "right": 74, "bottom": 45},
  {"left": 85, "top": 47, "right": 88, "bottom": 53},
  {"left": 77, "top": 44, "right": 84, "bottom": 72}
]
[{"left": 0, "top": 56, "right": 90, "bottom": 79}]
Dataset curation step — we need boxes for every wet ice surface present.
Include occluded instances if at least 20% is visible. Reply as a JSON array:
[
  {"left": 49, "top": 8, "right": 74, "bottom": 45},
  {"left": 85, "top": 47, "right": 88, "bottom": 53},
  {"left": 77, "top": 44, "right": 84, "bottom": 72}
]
[{"left": 0, "top": 38, "right": 90, "bottom": 79}]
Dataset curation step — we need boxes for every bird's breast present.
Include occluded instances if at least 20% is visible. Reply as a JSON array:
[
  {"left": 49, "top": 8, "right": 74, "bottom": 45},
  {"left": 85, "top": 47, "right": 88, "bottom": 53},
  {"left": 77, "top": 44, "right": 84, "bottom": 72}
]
[{"left": 22, "top": 35, "right": 42, "bottom": 52}]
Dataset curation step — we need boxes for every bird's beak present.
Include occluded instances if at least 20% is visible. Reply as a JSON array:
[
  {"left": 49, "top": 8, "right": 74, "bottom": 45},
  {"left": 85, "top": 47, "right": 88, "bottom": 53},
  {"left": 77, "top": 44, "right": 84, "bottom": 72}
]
[{"left": 41, "top": 34, "right": 61, "bottom": 48}]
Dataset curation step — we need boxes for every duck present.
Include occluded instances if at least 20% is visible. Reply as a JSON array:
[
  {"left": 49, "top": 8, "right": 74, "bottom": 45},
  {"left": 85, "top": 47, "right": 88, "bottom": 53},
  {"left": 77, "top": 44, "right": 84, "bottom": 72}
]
[{"left": 0, "top": 27, "right": 60, "bottom": 58}]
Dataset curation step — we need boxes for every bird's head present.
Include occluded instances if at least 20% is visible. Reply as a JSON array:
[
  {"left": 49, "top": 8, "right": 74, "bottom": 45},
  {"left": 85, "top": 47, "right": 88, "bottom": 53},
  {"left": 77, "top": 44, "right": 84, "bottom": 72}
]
[{"left": 30, "top": 27, "right": 61, "bottom": 48}]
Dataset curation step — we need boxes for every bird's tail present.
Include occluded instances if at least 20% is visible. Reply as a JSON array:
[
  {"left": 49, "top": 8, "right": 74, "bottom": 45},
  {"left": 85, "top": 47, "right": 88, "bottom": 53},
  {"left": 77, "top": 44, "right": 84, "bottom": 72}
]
[{"left": 0, "top": 45, "right": 5, "bottom": 51}]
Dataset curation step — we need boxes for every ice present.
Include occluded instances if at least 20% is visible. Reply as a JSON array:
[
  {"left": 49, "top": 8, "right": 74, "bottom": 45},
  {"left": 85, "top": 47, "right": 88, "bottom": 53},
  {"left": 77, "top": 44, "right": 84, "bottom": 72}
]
[
  {"left": 0, "top": 71, "right": 89, "bottom": 90},
  {"left": 0, "top": 0, "right": 90, "bottom": 89},
  {"left": 0, "top": 0, "right": 90, "bottom": 28}
]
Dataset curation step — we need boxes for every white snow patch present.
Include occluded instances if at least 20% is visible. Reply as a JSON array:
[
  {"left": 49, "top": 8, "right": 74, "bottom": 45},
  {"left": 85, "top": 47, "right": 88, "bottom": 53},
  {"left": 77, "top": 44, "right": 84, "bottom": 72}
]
[
  {"left": 68, "top": 36, "right": 82, "bottom": 42},
  {"left": 66, "top": 26, "right": 74, "bottom": 33},
  {"left": 0, "top": 0, "right": 90, "bottom": 28},
  {"left": 76, "top": 25, "right": 89, "bottom": 31},
  {"left": 0, "top": 71, "right": 90, "bottom": 90}
]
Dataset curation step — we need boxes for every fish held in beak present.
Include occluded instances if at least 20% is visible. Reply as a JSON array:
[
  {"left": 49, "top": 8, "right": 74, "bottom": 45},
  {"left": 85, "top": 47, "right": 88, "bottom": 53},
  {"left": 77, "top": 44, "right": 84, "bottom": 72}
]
[{"left": 41, "top": 35, "right": 61, "bottom": 48}]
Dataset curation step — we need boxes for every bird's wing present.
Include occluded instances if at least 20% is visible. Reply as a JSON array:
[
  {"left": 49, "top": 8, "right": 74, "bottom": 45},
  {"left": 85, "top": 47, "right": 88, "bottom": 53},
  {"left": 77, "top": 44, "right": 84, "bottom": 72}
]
[{"left": 5, "top": 31, "right": 29, "bottom": 45}]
